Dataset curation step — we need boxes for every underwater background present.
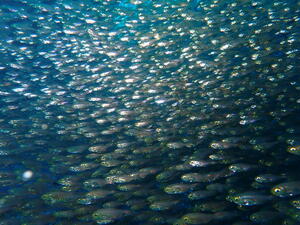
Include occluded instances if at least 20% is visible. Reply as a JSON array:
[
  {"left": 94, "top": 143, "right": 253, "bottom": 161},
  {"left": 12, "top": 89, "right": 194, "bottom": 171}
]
[{"left": 0, "top": 0, "right": 300, "bottom": 224}]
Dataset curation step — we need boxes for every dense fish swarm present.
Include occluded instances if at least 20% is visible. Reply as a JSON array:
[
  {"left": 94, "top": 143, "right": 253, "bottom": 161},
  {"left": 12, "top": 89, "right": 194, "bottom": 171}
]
[{"left": 0, "top": 0, "right": 300, "bottom": 224}]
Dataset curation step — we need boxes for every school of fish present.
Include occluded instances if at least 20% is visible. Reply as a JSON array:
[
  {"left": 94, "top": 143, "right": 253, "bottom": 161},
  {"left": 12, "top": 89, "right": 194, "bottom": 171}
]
[{"left": 0, "top": 0, "right": 300, "bottom": 224}]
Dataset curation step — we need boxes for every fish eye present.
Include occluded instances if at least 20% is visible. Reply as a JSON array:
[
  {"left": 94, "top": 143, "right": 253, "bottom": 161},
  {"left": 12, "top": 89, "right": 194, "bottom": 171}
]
[
  {"left": 183, "top": 216, "right": 189, "bottom": 222},
  {"left": 273, "top": 188, "right": 281, "bottom": 193}
]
